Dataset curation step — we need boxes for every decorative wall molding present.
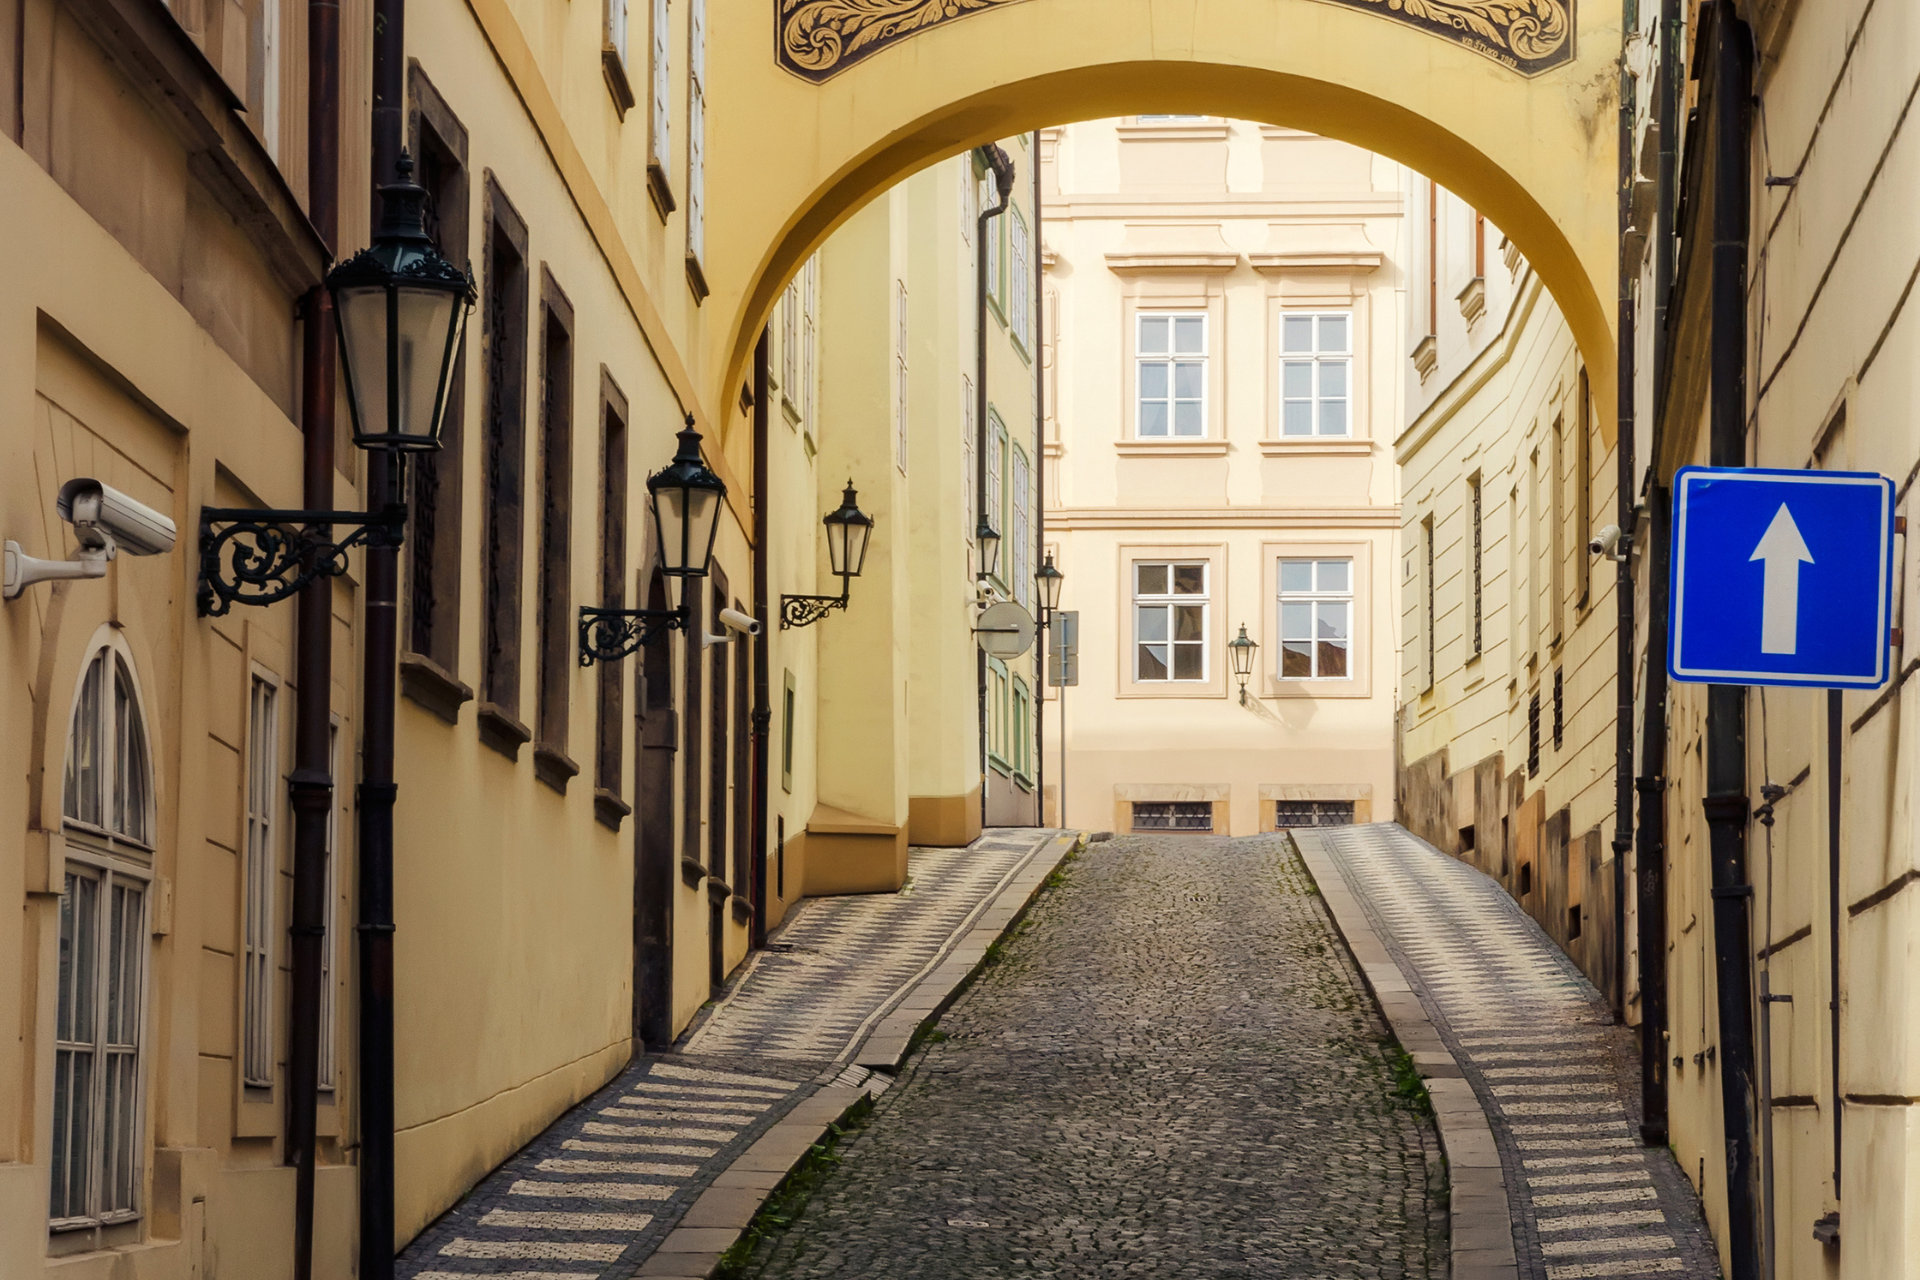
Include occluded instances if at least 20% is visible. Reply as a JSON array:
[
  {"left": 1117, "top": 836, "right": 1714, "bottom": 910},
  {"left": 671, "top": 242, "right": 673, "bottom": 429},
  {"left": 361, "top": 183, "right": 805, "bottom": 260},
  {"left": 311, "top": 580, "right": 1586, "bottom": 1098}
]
[{"left": 776, "top": 0, "right": 1575, "bottom": 82}]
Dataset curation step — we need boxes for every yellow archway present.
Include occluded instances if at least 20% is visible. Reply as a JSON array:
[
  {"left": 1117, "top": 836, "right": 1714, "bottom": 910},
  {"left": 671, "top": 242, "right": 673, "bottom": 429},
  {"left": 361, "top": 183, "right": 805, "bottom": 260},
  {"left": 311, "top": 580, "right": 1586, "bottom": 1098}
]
[{"left": 707, "top": 0, "right": 1619, "bottom": 435}]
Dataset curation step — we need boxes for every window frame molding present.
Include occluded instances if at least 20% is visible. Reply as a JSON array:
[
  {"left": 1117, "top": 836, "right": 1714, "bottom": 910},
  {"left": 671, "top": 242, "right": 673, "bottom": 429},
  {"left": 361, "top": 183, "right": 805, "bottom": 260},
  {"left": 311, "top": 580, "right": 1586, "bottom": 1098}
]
[
  {"left": 1262, "top": 283, "right": 1374, "bottom": 446},
  {"left": 1117, "top": 542, "right": 1227, "bottom": 700},
  {"left": 1116, "top": 278, "right": 1226, "bottom": 444},
  {"left": 1258, "top": 539, "right": 1375, "bottom": 700},
  {"left": 1277, "top": 309, "right": 1355, "bottom": 440}
]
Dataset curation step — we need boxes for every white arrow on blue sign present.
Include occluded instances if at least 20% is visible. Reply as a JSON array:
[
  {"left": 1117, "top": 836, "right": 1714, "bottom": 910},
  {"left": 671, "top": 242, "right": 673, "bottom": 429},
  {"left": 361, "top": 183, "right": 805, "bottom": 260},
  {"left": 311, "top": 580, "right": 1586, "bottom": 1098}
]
[{"left": 1669, "top": 465, "right": 1896, "bottom": 689}]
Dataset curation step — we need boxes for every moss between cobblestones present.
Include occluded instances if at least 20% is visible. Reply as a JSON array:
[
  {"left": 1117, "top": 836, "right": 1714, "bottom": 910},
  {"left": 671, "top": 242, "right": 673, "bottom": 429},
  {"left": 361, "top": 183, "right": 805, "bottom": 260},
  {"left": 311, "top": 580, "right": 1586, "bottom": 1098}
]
[
  {"left": 715, "top": 1094, "right": 876, "bottom": 1280},
  {"left": 1384, "top": 1039, "right": 1435, "bottom": 1118}
]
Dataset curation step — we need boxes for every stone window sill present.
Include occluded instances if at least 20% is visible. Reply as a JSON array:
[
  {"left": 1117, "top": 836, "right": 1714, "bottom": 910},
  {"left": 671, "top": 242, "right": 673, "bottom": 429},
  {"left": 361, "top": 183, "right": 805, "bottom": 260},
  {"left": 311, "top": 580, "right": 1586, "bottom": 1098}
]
[
  {"left": 1259, "top": 439, "right": 1373, "bottom": 457},
  {"left": 400, "top": 653, "right": 473, "bottom": 725},
  {"left": 1115, "top": 439, "right": 1228, "bottom": 457},
  {"left": 478, "top": 703, "right": 533, "bottom": 760}
]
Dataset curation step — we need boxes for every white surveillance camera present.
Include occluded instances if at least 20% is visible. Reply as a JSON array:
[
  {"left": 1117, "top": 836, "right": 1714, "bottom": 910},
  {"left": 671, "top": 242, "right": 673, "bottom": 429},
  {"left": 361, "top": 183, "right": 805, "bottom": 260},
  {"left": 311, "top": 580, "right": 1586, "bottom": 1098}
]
[
  {"left": 1589, "top": 525, "right": 1621, "bottom": 559},
  {"left": 5, "top": 477, "right": 177, "bottom": 601},
  {"left": 59, "top": 479, "right": 177, "bottom": 557},
  {"left": 718, "top": 607, "right": 762, "bottom": 638}
]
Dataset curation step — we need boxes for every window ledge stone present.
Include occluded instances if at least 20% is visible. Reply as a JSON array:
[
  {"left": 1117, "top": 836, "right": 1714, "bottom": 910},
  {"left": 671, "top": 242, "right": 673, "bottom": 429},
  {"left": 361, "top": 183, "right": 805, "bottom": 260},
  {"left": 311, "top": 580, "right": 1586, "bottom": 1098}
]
[
  {"left": 1259, "top": 439, "right": 1372, "bottom": 457},
  {"left": 477, "top": 703, "right": 533, "bottom": 760},
  {"left": 534, "top": 745, "right": 581, "bottom": 794},
  {"left": 400, "top": 653, "right": 473, "bottom": 725},
  {"left": 1412, "top": 334, "right": 1439, "bottom": 381},
  {"left": 1116, "top": 438, "right": 1228, "bottom": 457},
  {"left": 594, "top": 788, "right": 632, "bottom": 831}
]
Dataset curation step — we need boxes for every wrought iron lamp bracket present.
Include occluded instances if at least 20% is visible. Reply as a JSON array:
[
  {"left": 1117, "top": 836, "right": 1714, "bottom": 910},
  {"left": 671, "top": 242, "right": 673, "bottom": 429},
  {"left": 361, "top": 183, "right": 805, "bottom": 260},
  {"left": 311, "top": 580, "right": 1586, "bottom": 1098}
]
[
  {"left": 578, "top": 605, "right": 689, "bottom": 667},
  {"left": 779, "top": 583, "right": 850, "bottom": 630},
  {"left": 198, "top": 505, "right": 407, "bottom": 618}
]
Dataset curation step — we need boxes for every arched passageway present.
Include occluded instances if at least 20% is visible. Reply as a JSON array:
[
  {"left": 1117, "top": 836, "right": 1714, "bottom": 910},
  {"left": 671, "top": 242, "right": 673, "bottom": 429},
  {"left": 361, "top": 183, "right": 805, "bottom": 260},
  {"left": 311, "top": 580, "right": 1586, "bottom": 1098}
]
[{"left": 705, "top": 0, "right": 1618, "bottom": 434}]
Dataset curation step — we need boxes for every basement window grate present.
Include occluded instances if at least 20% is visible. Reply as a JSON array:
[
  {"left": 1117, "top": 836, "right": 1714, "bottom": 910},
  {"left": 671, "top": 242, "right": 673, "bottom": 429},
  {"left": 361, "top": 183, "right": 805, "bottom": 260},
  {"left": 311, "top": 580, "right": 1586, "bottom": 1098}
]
[
  {"left": 1528, "top": 693, "right": 1541, "bottom": 777},
  {"left": 1275, "top": 800, "right": 1355, "bottom": 828},
  {"left": 1132, "top": 801, "right": 1213, "bottom": 832},
  {"left": 1553, "top": 667, "right": 1564, "bottom": 751}
]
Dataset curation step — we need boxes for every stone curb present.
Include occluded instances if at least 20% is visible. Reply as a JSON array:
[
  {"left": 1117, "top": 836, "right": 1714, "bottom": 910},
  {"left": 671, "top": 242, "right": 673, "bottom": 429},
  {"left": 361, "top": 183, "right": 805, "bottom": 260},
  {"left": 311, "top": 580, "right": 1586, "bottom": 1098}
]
[
  {"left": 850, "top": 829, "right": 1089, "bottom": 1071},
  {"left": 1289, "top": 828, "right": 1519, "bottom": 1280},
  {"left": 642, "top": 829, "right": 1088, "bottom": 1280}
]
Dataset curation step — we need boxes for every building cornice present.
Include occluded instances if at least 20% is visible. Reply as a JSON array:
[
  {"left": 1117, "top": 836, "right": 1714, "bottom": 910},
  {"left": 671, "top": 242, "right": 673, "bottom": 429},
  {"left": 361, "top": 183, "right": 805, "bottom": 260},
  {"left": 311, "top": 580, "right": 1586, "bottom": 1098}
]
[
  {"left": 1047, "top": 194, "right": 1405, "bottom": 221},
  {"left": 1043, "top": 507, "right": 1400, "bottom": 530}
]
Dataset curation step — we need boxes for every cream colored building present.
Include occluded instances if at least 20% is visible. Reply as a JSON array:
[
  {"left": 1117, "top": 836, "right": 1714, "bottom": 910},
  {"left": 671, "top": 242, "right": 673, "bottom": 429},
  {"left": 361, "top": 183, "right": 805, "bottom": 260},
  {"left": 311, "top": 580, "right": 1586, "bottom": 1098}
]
[
  {"left": 1393, "top": 180, "right": 1628, "bottom": 1008},
  {"left": 1039, "top": 118, "right": 1403, "bottom": 838}
]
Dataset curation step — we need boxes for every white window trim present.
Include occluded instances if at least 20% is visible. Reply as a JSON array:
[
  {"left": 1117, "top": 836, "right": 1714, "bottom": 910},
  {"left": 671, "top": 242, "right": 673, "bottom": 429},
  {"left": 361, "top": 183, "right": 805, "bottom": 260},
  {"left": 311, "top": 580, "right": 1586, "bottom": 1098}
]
[
  {"left": 895, "top": 279, "right": 909, "bottom": 473},
  {"left": 646, "top": 0, "right": 674, "bottom": 212},
  {"left": 1279, "top": 311, "right": 1353, "bottom": 438},
  {"left": 1011, "top": 447, "right": 1032, "bottom": 607},
  {"left": 1135, "top": 312, "right": 1209, "bottom": 439},
  {"left": 1132, "top": 561, "right": 1210, "bottom": 683},
  {"left": 1010, "top": 209, "right": 1032, "bottom": 354},
  {"left": 684, "top": 0, "right": 706, "bottom": 279},
  {"left": 242, "top": 669, "right": 280, "bottom": 1091},
  {"left": 1277, "top": 558, "right": 1355, "bottom": 681}
]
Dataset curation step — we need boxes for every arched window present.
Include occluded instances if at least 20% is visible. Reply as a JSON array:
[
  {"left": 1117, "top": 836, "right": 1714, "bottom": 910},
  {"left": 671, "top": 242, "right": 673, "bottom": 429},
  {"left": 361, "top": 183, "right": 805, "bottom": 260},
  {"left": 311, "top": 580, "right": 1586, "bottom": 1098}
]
[
  {"left": 52, "top": 638, "right": 152, "bottom": 1237},
  {"left": 62, "top": 647, "right": 154, "bottom": 848}
]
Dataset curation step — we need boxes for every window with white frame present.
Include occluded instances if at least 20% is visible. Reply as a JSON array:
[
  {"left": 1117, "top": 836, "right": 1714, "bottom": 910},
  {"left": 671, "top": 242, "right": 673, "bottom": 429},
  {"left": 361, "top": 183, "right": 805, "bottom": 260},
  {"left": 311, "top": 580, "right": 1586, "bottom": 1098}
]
[
  {"left": 961, "top": 155, "right": 978, "bottom": 242},
  {"left": 607, "top": 0, "right": 630, "bottom": 85},
  {"left": 254, "top": 0, "right": 281, "bottom": 160},
  {"left": 779, "top": 279, "right": 798, "bottom": 408},
  {"left": 1010, "top": 210, "right": 1032, "bottom": 352},
  {"left": 986, "top": 411, "right": 1007, "bottom": 553},
  {"left": 1012, "top": 679, "right": 1031, "bottom": 778},
  {"left": 1279, "top": 558, "right": 1352, "bottom": 680},
  {"left": 895, "top": 280, "right": 909, "bottom": 472},
  {"left": 1134, "top": 562, "right": 1208, "bottom": 681},
  {"left": 802, "top": 257, "right": 818, "bottom": 433},
  {"left": 53, "top": 642, "right": 155, "bottom": 1232},
  {"left": 962, "top": 376, "right": 976, "bottom": 545},
  {"left": 1137, "top": 314, "right": 1206, "bottom": 438},
  {"left": 685, "top": 0, "right": 706, "bottom": 276},
  {"left": 1011, "top": 448, "right": 1031, "bottom": 606},
  {"left": 318, "top": 720, "right": 340, "bottom": 1090},
  {"left": 1281, "top": 313, "right": 1351, "bottom": 437},
  {"left": 648, "top": 0, "right": 671, "bottom": 188},
  {"left": 243, "top": 675, "right": 279, "bottom": 1090},
  {"left": 988, "top": 662, "right": 1010, "bottom": 766},
  {"left": 985, "top": 189, "right": 1002, "bottom": 308}
]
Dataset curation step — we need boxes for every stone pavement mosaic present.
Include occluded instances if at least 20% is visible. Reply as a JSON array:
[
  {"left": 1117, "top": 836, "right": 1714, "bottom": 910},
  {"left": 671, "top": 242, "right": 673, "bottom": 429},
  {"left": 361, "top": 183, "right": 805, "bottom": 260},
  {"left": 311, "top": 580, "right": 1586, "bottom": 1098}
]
[
  {"left": 739, "top": 833, "right": 1449, "bottom": 1279},
  {"left": 396, "top": 828, "right": 1057, "bottom": 1278},
  {"left": 1313, "top": 823, "right": 1720, "bottom": 1280}
]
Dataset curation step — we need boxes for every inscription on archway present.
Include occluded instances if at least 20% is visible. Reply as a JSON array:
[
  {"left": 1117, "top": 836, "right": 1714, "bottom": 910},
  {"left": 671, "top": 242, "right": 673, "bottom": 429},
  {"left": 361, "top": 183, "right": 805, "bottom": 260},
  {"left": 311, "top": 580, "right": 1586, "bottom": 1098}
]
[{"left": 776, "top": 0, "right": 1574, "bottom": 82}]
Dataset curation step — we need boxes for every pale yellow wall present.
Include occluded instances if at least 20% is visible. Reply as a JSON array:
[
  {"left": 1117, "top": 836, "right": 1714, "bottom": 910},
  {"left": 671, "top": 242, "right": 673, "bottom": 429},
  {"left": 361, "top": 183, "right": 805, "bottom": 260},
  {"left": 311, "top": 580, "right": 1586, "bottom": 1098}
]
[{"left": 1041, "top": 119, "right": 1401, "bottom": 836}]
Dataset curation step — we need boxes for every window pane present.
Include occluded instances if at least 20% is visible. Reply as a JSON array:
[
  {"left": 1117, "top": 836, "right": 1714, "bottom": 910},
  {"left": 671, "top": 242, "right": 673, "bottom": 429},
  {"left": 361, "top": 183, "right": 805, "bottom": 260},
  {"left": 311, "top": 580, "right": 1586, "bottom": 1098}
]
[
  {"left": 1173, "top": 316, "right": 1205, "bottom": 354},
  {"left": 114, "top": 660, "right": 152, "bottom": 844},
  {"left": 71, "top": 875, "right": 97, "bottom": 1044},
  {"left": 1320, "top": 399, "right": 1348, "bottom": 435},
  {"left": 1317, "top": 560, "right": 1350, "bottom": 592},
  {"left": 1283, "top": 403, "right": 1312, "bottom": 436},
  {"left": 1174, "top": 361, "right": 1204, "bottom": 400},
  {"left": 1281, "top": 602, "right": 1313, "bottom": 640},
  {"left": 1139, "top": 360, "right": 1168, "bottom": 400},
  {"left": 1137, "top": 606, "right": 1168, "bottom": 642},
  {"left": 1173, "top": 643, "right": 1204, "bottom": 680},
  {"left": 1137, "top": 563, "right": 1168, "bottom": 595},
  {"left": 1318, "top": 602, "right": 1349, "bottom": 640},
  {"left": 1138, "top": 644, "right": 1169, "bottom": 681},
  {"left": 50, "top": 1050, "right": 72, "bottom": 1217},
  {"left": 67, "top": 655, "right": 104, "bottom": 827},
  {"left": 1139, "top": 315, "right": 1168, "bottom": 354},
  {"left": 1280, "top": 560, "right": 1313, "bottom": 593},
  {"left": 1283, "top": 361, "right": 1312, "bottom": 398},
  {"left": 1319, "top": 639, "right": 1349, "bottom": 679},
  {"left": 1282, "top": 641, "right": 1313, "bottom": 678},
  {"left": 1283, "top": 315, "right": 1314, "bottom": 353},
  {"left": 1320, "top": 314, "right": 1349, "bottom": 352},
  {"left": 1173, "top": 401, "right": 1203, "bottom": 436},
  {"left": 1140, "top": 402, "right": 1169, "bottom": 436},
  {"left": 58, "top": 1052, "right": 93, "bottom": 1217},
  {"left": 1319, "top": 360, "right": 1348, "bottom": 397},
  {"left": 1173, "top": 604, "right": 1204, "bottom": 641},
  {"left": 1172, "top": 564, "right": 1205, "bottom": 595}
]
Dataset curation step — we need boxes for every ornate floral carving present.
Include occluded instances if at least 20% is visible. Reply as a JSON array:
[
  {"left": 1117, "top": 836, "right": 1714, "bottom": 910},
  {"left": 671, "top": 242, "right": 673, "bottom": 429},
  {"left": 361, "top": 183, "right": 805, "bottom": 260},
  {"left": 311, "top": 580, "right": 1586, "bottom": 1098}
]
[{"left": 776, "top": 0, "right": 1574, "bottom": 82}]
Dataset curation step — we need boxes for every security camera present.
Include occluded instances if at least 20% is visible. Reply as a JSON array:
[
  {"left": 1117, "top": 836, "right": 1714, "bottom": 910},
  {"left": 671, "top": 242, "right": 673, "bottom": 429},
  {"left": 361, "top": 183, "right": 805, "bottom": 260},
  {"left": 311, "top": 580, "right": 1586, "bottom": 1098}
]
[
  {"left": 60, "top": 479, "right": 177, "bottom": 557},
  {"left": 1589, "top": 524, "right": 1622, "bottom": 560},
  {"left": 4, "top": 477, "right": 177, "bottom": 600},
  {"left": 718, "top": 607, "right": 762, "bottom": 638}
]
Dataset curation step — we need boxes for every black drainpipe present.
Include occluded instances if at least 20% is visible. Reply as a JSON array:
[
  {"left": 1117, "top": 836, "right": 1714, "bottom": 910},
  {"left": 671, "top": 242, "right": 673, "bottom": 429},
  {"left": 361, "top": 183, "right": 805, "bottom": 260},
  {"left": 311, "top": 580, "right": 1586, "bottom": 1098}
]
[
  {"left": 1637, "top": 0, "right": 1682, "bottom": 1149},
  {"left": 1031, "top": 133, "right": 1045, "bottom": 828},
  {"left": 751, "top": 330, "right": 771, "bottom": 947},
  {"left": 1612, "top": 59, "right": 1638, "bottom": 1022},
  {"left": 286, "top": 0, "right": 338, "bottom": 1266},
  {"left": 975, "top": 143, "right": 1014, "bottom": 833},
  {"left": 1704, "top": 5, "right": 1761, "bottom": 1277}
]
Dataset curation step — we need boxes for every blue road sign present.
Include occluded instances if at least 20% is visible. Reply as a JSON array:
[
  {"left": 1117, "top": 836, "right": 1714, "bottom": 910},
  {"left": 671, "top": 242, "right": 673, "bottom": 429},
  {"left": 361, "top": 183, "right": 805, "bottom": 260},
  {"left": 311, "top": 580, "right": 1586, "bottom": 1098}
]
[{"left": 1669, "top": 466, "right": 1896, "bottom": 689}]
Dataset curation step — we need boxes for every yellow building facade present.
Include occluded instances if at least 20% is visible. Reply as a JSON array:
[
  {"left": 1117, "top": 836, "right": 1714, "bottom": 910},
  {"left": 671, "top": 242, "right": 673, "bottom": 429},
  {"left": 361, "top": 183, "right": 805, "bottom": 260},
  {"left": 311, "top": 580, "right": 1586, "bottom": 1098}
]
[{"left": 1040, "top": 117, "right": 1404, "bottom": 836}]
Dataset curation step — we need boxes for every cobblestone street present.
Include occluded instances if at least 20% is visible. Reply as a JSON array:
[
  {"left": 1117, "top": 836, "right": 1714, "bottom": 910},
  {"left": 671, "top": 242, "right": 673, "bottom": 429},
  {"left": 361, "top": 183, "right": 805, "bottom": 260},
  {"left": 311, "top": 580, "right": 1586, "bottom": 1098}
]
[{"left": 740, "top": 833, "right": 1447, "bottom": 1279}]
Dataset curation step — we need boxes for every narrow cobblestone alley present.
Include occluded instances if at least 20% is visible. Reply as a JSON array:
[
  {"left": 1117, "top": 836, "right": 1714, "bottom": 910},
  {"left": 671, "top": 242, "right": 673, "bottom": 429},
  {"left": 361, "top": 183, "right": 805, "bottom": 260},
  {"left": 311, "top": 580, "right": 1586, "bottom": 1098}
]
[{"left": 739, "top": 833, "right": 1448, "bottom": 1280}]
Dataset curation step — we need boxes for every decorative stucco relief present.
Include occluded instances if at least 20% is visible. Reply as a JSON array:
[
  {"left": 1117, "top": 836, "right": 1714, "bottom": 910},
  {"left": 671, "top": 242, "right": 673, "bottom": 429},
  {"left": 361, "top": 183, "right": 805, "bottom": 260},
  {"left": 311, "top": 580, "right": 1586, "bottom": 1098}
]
[{"left": 776, "top": 0, "right": 1575, "bottom": 82}]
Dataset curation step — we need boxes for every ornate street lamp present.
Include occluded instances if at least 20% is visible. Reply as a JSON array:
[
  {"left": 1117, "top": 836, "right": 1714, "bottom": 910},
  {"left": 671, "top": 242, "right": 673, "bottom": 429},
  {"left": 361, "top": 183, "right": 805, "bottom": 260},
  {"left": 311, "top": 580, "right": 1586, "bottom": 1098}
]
[
  {"left": 578, "top": 415, "right": 728, "bottom": 665},
  {"left": 781, "top": 480, "right": 875, "bottom": 628},
  {"left": 1228, "top": 623, "right": 1259, "bottom": 693},
  {"left": 1035, "top": 552, "right": 1065, "bottom": 616},
  {"left": 197, "top": 155, "right": 474, "bottom": 614}
]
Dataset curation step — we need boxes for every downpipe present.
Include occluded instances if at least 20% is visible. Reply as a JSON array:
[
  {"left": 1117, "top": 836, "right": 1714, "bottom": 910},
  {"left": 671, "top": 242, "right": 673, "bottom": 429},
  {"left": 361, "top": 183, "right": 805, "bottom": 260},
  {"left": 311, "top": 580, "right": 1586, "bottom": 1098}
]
[
  {"left": 975, "top": 144, "right": 1013, "bottom": 832},
  {"left": 1612, "top": 58, "right": 1638, "bottom": 1022}
]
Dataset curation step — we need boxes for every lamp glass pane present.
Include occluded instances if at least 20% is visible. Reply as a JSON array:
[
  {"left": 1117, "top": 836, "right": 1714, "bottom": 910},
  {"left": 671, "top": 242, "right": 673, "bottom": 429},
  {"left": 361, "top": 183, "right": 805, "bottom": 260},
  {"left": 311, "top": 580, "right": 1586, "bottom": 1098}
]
[
  {"left": 686, "top": 487, "right": 722, "bottom": 571},
  {"left": 396, "top": 286, "right": 459, "bottom": 442},
  {"left": 655, "top": 489, "right": 690, "bottom": 573},
  {"left": 337, "top": 285, "right": 390, "bottom": 437},
  {"left": 825, "top": 519, "right": 850, "bottom": 576},
  {"left": 846, "top": 521, "right": 872, "bottom": 577}
]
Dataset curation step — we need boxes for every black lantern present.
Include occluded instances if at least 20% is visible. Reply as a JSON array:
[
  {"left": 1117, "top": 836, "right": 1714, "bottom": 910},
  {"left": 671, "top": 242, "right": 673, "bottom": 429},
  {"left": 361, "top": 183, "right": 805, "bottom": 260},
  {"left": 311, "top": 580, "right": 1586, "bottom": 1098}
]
[
  {"left": 577, "top": 416, "right": 727, "bottom": 666},
  {"left": 976, "top": 521, "right": 1002, "bottom": 582},
  {"left": 782, "top": 481, "right": 876, "bottom": 628},
  {"left": 1035, "top": 552, "right": 1065, "bottom": 614},
  {"left": 1228, "top": 624, "right": 1259, "bottom": 691},
  {"left": 823, "top": 481, "right": 875, "bottom": 580},
  {"left": 328, "top": 153, "right": 475, "bottom": 453},
  {"left": 648, "top": 415, "right": 728, "bottom": 581}
]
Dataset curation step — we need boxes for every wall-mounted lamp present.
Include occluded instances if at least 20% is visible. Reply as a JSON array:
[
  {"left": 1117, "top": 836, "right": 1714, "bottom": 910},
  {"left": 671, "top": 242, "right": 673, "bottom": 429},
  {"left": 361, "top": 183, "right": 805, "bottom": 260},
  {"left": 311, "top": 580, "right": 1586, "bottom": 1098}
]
[
  {"left": 781, "top": 481, "right": 875, "bottom": 628},
  {"left": 5, "top": 479, "right": 178, "bottom": 600},
  {"left": 1035, "top": 552, "right": 1065, "bottom": 617},
  {"left": 579, "top": 416, "right": 728, "bottom": 665},
  {"left": 975, "top": 521, "right": 1002, "bottom": 584},
  {"left": 1228, "top": 623, "right": 1259, "bottom": 693}
]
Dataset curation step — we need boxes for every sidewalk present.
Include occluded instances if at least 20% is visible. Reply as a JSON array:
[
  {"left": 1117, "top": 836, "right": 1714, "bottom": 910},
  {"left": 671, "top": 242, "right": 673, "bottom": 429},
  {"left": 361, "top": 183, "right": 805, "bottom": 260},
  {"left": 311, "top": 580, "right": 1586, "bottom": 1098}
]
[
  {"left": 1293, "top": 823, "right": 1720, "bottom": 1280},
  {"left": 396, "top": 827, "right": 1073, "bottom": 1279}
]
